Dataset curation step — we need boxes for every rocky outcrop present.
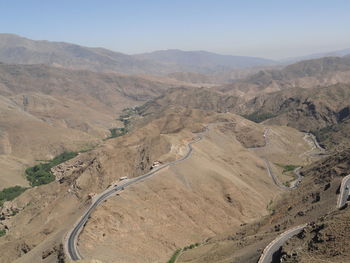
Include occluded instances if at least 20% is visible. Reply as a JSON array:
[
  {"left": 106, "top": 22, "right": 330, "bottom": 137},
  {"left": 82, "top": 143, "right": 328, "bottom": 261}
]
[{"left": 0, "top": 200, "right": 25, "bottom": 231}]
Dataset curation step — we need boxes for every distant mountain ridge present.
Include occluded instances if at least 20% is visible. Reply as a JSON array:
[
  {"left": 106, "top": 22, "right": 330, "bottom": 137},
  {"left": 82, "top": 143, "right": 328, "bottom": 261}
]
[
  {"left": 282, "top": 48, "right": 350, "bottom": 63},
  {"left": 0, "top": 33, "right": 275, "bottom": 74},
  {"left": 217, "top": 56, "right": 350, "bottom": 97},
  {"left": 134, "top": 49, "right": 275, "bottom": 73}
]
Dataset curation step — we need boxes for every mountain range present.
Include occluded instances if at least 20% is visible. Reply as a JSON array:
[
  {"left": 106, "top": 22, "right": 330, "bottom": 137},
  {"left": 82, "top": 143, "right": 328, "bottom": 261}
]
[
  {"left": 0, "top": 34, "right": 274, "bottom": 75},
  {"left": 0, "top": 33, "right": 349, "bottom": 263},
  {"left": 1, "top": 33, "right": 349, "bottom": 76}
]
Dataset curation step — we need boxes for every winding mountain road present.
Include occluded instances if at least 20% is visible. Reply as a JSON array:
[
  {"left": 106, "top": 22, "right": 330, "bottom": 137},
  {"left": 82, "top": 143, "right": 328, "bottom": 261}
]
[
  {"left": 64, "top": 126, "right": 209, "bottom": 261},
  {"left": 251, "top": 128, "right": 301, "bottom": 190},
  {"left": 258, "top": 224, "right": 307, "bottom": 263},
  {"left": 337, "top": 174, "right": 350, "bottom": 209},
  {"left": 256, "top": 130, "right": 327, "bottom": 263},
  {"left": 258, "top": 173, "right": 350, "bottom": 263}
]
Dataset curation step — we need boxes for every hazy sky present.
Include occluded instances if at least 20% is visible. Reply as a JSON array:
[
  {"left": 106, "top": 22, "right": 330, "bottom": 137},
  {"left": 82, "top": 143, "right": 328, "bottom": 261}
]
[{"left": 1, "top": 0, "right": 350, "bottom": 59}]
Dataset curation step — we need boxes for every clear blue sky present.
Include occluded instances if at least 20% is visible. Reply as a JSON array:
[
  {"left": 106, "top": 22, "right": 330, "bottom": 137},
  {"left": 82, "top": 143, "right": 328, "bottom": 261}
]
[{"left": 1, "top": 0, "right": 350, "bottom": 59}]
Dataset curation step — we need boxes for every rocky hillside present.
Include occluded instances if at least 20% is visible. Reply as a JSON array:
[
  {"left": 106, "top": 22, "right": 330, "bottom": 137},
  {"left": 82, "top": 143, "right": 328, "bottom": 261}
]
[
  {"left": 239, "top": 84, "right": 350, "bottom": 150},
  {"left": 218, "top": 56, "right": 350, "bottom": 97},
  {"left": 135, "top": 83, "right": 350, "bottom": 151},
  {"left": 0, "top": 108, "right": 284, "bottom": 263},
  {"left": 0, "top": 63, "right": 188, "bottom": 188},
  {"left": 177, "top": 148, "right": 350, "bottom": 263},
  {"left": 137, "top": 87, "right": 240, "bottom": 118}
]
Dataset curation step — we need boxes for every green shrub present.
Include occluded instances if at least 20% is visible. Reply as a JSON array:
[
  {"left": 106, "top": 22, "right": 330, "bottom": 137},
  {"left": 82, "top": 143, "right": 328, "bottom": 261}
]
[
  {"left": 0, "top": 229, "right": 6, "bottom": 237},
  {"left": 183, "top": 243, "right": 200, "bottom": 251},
  {"left": 275, "top": 163, "right": 299, "bottom": 173},
  {"left": 242, "top": 112, "right": 277, "bottom": 123},
  {"left": 167, "top": 249, "right": 181, "bottom": 263},
  {"left": 25, "top": 152, "right": 78, "bottom": 186},
  {"left": 0, "top": 186, "right": 27, "bottom": 206},
  {"left": 105, "top": 127, "right": 127, "bottom": 140}
]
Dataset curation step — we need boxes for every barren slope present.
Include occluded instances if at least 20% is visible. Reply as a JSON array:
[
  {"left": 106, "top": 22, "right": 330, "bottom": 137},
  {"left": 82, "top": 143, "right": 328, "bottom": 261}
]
[
  {"left": 217, "top": 56, "right": 350, "bottom": 98},
  {"left": 0, "top": 64, "right": 189, "bottom": 188},
  {"left": 78, "top": 120, "right": 280, "bottom": 263},
  {"left": 0, "top": 107, "right": 307, "bottom": 263},
  {"left": 177, "top": 148, "right": 350, "bottom": 263}
]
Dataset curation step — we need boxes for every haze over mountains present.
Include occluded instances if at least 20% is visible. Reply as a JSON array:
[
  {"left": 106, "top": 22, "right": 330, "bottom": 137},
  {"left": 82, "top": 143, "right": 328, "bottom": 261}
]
[
  {"left": 282, "top": 48, "right": 350, "bottom": 63},
  {"left": 0, "top": 34, "right": 275, "bottom": 75},
  {"left": 1, "top": 34, "right": 350, "bottom": 76}
]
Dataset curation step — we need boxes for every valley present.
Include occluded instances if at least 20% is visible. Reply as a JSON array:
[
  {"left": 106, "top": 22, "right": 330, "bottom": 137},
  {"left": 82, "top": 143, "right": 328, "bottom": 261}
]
[{"left": 0, "top": 32, "right": 349, "bottom": 263}]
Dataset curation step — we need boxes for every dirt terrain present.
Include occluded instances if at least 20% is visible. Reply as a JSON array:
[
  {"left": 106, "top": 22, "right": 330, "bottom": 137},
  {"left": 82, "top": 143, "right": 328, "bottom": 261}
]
[
  {"left": 76, "top": 117, "right": 310, "bottom": 263},
  {"left": 217, "top": 56, "right": 350, "bottom": 98},
  {"left": 177, "top": 148, "right": 350, "bottom": 263},
  {"left": 0, "top": 63, "right": 195, "bottom": 188},
  {"left": 0, "top": 106, "right": 311, "bottom": 263},
  {"left": 141, "top": 83, "right": 350, "bottom": 152}
]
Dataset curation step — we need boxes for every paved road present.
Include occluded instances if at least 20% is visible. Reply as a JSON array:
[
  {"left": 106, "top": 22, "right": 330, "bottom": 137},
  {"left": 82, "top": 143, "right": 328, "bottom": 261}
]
[
  {"left": 252, "top": 128, "right": 301, "bottom": 190},
  {"left": 290, "top": 167, "right": 302, "bottom": 188},
  {"left": 337, "top": 174, "right": 350, "bottom": 209},
  {"left": 258, "top": 224, "right": 307, "bottom": 263},
  {"left": 258, "top": 173, "right": 350, "bottom": 262},
  {"left": 65, "top": 126, "right": 209, "bottom": 261},
  {"left": 262, "top": 158, "right": 289, "bottom": 190},
  {"left": 256, "top": 130, "right": 320, "bottom": 263},
  {"left": 307, "top": 132, "right": 325, "bottom": 152}
]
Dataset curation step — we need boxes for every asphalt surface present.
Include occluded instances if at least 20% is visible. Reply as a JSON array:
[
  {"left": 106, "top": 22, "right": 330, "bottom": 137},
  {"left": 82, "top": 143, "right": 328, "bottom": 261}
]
[
  {"left": 252, "top": 128, "right": 301, "bottom": 190},
  {"left": 290, "top": 167, "right": 302, "bottom": 188},
  {"left": 307, "top": 132, "right": 325, "bottom": 152},
  {"left": 257, "top": 130, "right": 314, "bottom": 263},
  {"left": 258, "top": 163, "right": 349, "bottom": 263},
  {"left": 337, "top": 174, "right": 350, "bottom": 209},
  {"left": 65, "top": 126, "right": 209, "bottom": 261},
  {"left": 258, "top": 224, "right": 307, "bottom": 263},
  {"left": 259, "top": 172, "right": 349, "bottom": 263}
]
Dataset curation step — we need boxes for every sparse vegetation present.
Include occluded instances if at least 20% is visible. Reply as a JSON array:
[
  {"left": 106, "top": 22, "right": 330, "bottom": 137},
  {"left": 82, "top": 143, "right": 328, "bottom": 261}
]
[
  {"left": 283, "top": 181, "right": 291, "bottom": 187},
  {"left": 117, "top": 107, "right": 138, "bottom": 125},
  {"left": 0, "top": 186, "right": 27, "bottom": 207},
  {"left": 266, "top": 199, "right": 275, "bottom": 214},
  {"left": 106, "top": 107, "right": 141, "bottom": 140},
  {"left": 275, "top": 163, "right": 299, "bottom": 173},
  {"left": 242, "top": 112, "right": 277, "bottom": 123},
  {"left": 183, "top": 243, "right": 200, "bottom": 251},
  {"left": 106, "top": 127, "right": 127, "bottom": 140},
  {"left": 167, "top": 243, "right": 200, "bottom": 263},
  {"left": 25, "top": 151, "right": 78, "bottom": 186},
  {"left": 0, "top": 229, "right": 6, "bottom": 237},
  {"left": 167, "top": 249, "right": 182, "bottom": 263},
  {"left": 78, "top": 144, "right": 97, "bottom": 153}
]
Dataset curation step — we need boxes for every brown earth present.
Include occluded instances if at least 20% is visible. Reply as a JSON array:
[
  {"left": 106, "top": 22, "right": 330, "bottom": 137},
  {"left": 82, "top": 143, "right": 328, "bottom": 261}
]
[
  {"left": 280, "top": 208, "right": 350, "bottom": 263},
  {"left": 217, "top": 56, "right": 350, "bottom": 98},
  {"left": 177, "top": 148, "right": 350, "bottom": 263},
  {"left": 142, "top": 83, "right": 350, "bottom": 152},
  {"left": 0, "top": 63, "right": 194, "bottom": 188},
  {"left": 75, "top": 116, "right": 310, "bottom": 263},
  {"left": 0, "top": 107, "right": 310, "bottom": 263}
]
